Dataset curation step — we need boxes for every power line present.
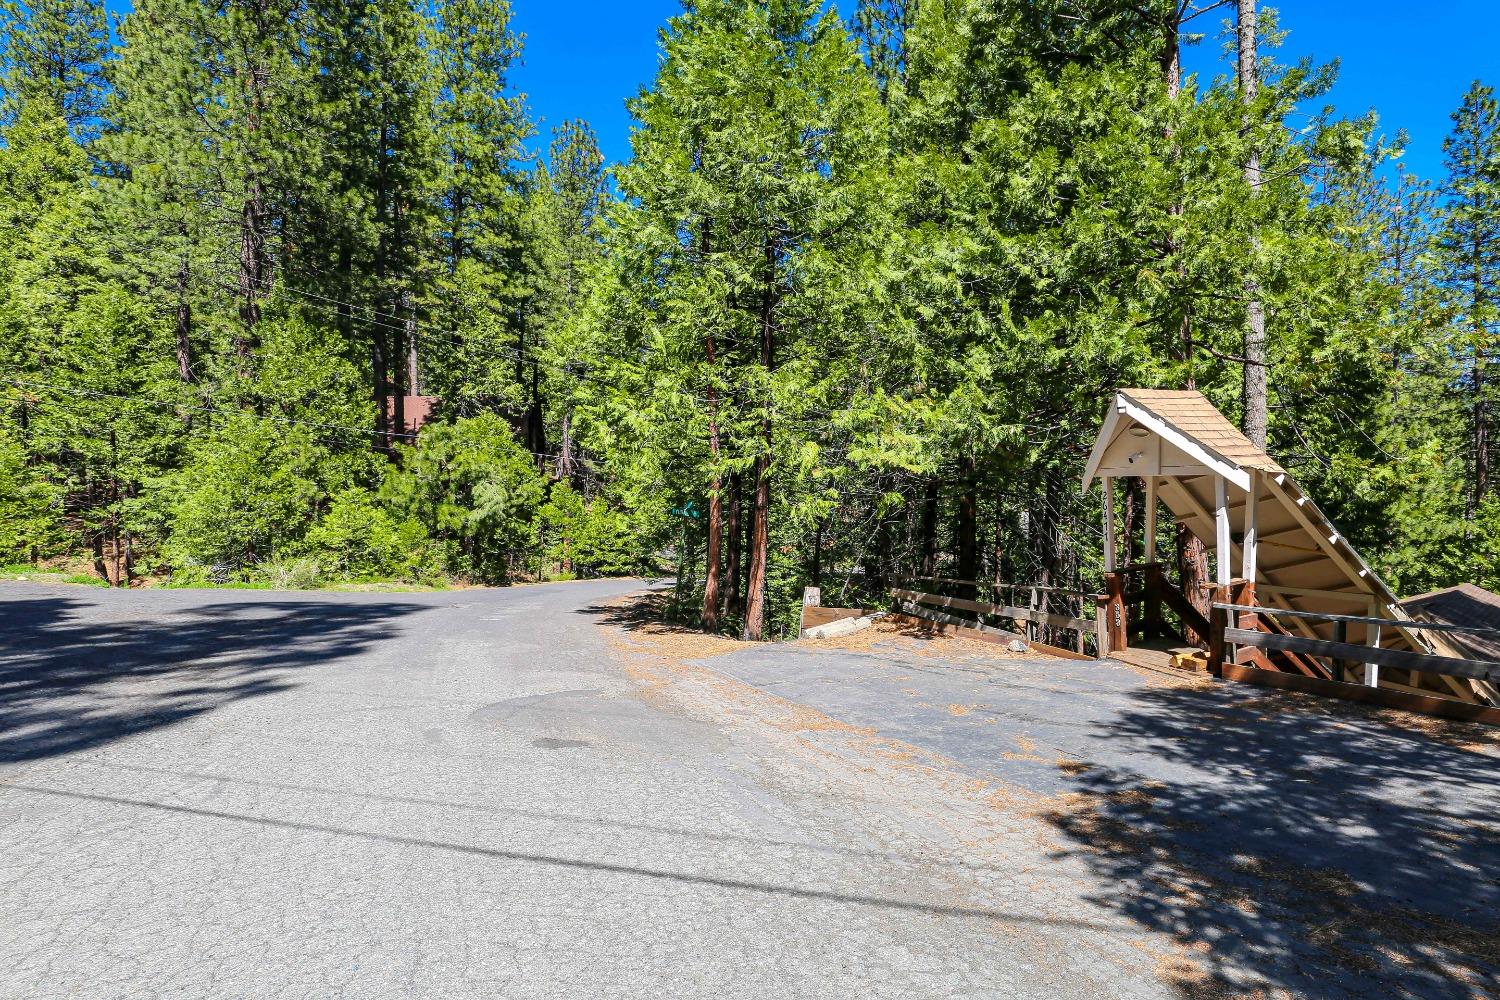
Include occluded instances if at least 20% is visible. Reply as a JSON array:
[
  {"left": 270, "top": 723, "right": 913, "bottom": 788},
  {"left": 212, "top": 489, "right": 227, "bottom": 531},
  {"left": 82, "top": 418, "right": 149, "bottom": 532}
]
[{"left": 2, "top": 376, "right": 601, "bottom": 476}]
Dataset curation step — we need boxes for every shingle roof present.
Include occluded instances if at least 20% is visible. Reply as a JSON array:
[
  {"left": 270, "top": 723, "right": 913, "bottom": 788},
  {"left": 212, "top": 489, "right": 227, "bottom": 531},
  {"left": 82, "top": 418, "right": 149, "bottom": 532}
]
[
  {"left": 1400, "top": 583, "right": 1500, "bottom": 662},
  {"left": 1120, "top": 388, "right": 1285, "bottom": 474}
]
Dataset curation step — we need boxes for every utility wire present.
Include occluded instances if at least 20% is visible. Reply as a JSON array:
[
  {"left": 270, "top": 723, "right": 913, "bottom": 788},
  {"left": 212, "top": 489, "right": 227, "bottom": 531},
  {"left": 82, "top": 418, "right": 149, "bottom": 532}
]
[{"left": 2, "top": 376, "right": 602, "bottom": 476}]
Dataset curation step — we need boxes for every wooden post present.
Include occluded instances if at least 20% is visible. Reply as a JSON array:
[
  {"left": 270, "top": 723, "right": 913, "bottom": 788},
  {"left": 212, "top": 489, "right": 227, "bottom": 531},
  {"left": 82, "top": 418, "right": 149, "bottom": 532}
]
[
  {"left": 1144, "top": 563, "right": 1162, "bottom": 641},
  {"left": 1241, "top": 472, "right": 1259, "bottom": 583},
  {"left": 1232, "top": 579, "right": 1257, "bottom": 659},
  {"left": 1102, "top": 477, "right": 1117, "bottom": 573},
  {"left": 1076, "top": 594, "right": 1087, "bottom": 654},
  {"left": 799, "top": 586, "right": 822, "bottom": 637},
  {"left": 1028, "top": 587, "right": 1039, "bottom": 643},
  {"left": 1365, "top": 600, "right": 1381, "bottom": 688},
  {"left": 1214, "top": 474, "right": 1232, "bottom": 586},
  {"left": 1095, "top": 594, "right": 1111, "bottom": 656},
  {"left": 1332, "top": 619, "right": 1348, "bottom": 683},
  {"left": 1208, "top": 585, "right": 1230, "bottom": 677},
  {"left": 1104, "top": 573, "right": 1128, "bottom": 653},
  {"left": 1144, "top": 476, "right": 1158, "bottom": 563}
]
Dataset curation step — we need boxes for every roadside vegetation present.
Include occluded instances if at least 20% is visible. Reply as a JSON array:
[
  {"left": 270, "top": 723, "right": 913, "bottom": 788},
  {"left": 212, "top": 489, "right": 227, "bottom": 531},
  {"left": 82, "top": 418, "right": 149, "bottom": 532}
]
[{"left": 1, "top": 1, "right": 1497, "bottom": 636}]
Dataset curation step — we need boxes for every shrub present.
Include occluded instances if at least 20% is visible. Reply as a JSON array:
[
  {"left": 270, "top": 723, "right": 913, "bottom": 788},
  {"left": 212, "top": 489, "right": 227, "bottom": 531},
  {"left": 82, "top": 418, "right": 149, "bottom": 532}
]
[
  {"left": 381, "top": 414, "right": 546, "bottom": 583},
  {"left": 301, "top": 488, "right": 437, "bottom": 581}
]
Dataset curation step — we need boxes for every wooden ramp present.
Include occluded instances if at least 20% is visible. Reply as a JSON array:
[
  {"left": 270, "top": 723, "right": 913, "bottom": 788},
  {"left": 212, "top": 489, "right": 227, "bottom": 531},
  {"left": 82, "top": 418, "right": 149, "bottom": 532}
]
[
  {"left": 1110, "top": 639, "right": 1206, "bottom": 677},
  {"left": 1084, "top": 388, "right": 1500, "bottom": 708}
]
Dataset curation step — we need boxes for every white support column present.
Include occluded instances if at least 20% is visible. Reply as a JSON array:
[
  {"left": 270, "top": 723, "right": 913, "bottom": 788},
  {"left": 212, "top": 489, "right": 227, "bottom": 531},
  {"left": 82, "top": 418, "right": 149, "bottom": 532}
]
[
  {"left": 1144, "top": 476, "right": 1158, "bottom": 564},
  {"left": 1241, "top": 471, "right": 1259, "bottom": 583},
  {"left": 1365, "top": 600, "right": 1381, "bottom": 687},
  {"left": 1214, "top": 474, "right": 1231, "bottom": 586},
  {"left": 1102, "top": 477, "right": 1117, "bottom": 573}
]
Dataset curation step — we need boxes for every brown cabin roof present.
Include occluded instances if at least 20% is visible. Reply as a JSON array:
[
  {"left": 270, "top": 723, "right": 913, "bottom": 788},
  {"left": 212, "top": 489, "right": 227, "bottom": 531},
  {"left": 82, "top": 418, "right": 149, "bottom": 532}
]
[
  {"left": 1400, "top": 583, "right": 1500, "bottom": 662},
  {"left": 1120, "top": 388, "right": 1285, "bottom": 475}
]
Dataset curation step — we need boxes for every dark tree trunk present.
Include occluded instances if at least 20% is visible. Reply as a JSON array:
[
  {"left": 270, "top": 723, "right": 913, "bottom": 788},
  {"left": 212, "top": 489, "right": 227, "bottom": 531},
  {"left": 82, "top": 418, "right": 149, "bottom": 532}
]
[
  {"left": 702, "top": 330, "right": 723, "bottom": 633},
  {"left": 1238, "top": 0, "right": 1268, "bottom": 449},
  {"left": 726, "top": 471, "right": 743, "bottom": 618},
  {"left": 957, "top": 457, "right": 978, "bottom": 595},
  {"left": 742, "top": 452, "right": 771, "bottom": 641},
  {"left": 919, "top": 475, "right": 938, "bottom": 576},
  {"left": 743, "top": 239, "right": 777, "bottom": 641},
  {"left": 992, "top": 490, "right": 1006, "bottom": 586},
  {"left": 175, "top": 251, "right": 193, "bottom": 385}
]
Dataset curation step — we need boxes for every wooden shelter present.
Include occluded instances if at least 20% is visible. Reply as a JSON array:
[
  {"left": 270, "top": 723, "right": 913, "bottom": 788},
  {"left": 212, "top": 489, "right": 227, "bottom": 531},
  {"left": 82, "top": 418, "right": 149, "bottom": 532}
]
[{"left": 1084, "top": 388, "right": 1500, "bottom": 709}]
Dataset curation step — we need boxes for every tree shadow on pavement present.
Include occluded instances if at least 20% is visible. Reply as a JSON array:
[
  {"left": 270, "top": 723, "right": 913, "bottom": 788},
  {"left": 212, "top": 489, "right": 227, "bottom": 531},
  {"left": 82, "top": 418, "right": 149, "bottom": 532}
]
[
  {"left": 1042, "top": 684, "right": 1500, "bottom": 999},
  {"left": 0, "top": 595, "right": 427, "bottom": 763}
]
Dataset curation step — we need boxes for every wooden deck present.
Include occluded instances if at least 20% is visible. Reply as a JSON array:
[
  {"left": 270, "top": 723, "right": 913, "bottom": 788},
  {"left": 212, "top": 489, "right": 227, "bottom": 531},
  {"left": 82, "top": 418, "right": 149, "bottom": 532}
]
[{"left": 1109, "top": 639, "right": 1206, "bottom": 677}]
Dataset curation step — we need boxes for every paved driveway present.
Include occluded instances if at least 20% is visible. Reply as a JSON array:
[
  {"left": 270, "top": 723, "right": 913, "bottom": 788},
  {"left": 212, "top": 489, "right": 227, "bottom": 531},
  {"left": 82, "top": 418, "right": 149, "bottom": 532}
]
[{"left": 1, "top": 582, "right": 1496, "bottom": 999}]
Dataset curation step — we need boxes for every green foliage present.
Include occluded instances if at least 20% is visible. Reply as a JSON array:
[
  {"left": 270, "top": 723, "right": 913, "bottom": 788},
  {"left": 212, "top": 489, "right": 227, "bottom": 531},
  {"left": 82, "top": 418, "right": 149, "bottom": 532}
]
[
  {"left": 2, "top": 0, "right": 1498, "bottom": 625},
  {"left": 158, "top": 417, "right": 322, "bottom": 573},
  {"left": 0, "top": 433, "right": 59, "bottom": 559},
  {"left": 382, "top": 414, "right": 546, "bottom": 582},
  {"left": 539, "top": 482, "right": 646, "bottom": 578},
  {"left": 301, "top": 488, "right": 438, "bottom": 582}
]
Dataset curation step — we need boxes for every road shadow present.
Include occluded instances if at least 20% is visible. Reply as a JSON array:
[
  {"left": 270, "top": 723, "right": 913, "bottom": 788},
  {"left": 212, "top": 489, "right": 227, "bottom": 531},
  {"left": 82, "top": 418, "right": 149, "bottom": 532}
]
[
  {"left": 1042, "top": 684, "right": 1500, "bottom": 998},
  {"left": 0, "top": 594, "right": 426, "bottom": 762}
]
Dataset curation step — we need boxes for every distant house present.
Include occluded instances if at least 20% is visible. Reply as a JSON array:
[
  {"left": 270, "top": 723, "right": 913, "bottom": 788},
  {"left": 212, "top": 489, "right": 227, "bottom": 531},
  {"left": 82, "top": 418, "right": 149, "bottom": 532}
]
[
  {"left": 1400, "top": 583, "right": 1500, "bottom": 663},
  {"left": 385, "top": 395, "right": 439, "bottom": 439}
]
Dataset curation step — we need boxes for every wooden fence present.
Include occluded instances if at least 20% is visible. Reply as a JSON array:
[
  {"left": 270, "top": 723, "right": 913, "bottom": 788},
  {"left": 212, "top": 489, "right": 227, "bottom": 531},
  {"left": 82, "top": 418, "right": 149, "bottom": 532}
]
[
  {"left": 890, "top": 576, "right": 1105, "bottom": 657},
  {"left": 1210, "top": 601, "right": 1500, "bottom": 725}
]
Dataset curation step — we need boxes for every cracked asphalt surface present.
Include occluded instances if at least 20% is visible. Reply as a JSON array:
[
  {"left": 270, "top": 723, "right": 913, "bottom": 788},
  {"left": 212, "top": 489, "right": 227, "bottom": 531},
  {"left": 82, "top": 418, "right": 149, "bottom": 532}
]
[{"left": 2, "top": 581, "right": 1497, "bottom": 998}]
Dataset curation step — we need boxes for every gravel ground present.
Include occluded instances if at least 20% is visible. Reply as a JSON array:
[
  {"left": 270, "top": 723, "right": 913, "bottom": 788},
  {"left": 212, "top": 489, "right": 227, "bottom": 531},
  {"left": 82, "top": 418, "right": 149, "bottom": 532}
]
[{"left": 2, "top": 581, "right": 1495, "bottom": 999}]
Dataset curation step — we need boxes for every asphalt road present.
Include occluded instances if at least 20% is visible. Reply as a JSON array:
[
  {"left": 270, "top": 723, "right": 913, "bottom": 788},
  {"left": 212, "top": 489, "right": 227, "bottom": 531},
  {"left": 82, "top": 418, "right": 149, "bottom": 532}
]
[{"left": 2, "top": 581, "right": 1496, "bottom": 998}]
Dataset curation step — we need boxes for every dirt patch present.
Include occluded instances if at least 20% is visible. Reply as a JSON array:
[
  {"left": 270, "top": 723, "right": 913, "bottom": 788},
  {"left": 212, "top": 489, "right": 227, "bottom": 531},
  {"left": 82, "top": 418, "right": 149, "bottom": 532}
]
[{"left": 795, "top": 616, "right": 1052, "bottom": 662}]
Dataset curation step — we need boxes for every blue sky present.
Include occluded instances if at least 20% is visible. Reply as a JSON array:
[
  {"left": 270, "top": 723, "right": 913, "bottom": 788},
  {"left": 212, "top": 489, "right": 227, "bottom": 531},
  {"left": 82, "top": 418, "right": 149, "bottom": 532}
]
[
  {"left": 96, "top": 1, "right": 1496, "bottom": 181},
  {"left": 514, "top": 1, "right": 1498, "bottom": 181}
]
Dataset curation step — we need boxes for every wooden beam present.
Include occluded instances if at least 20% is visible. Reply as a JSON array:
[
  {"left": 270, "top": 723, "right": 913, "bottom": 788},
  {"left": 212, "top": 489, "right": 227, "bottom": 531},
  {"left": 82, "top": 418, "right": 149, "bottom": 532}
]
[
  {"left": 1144, "top": 476, "right": 1158, "bottom": 563},
  {"left": 1215, "top": 474, "right": 1231, "bottom": 586},
  {"left": 1103, "top": 476, "right": 1117, "bottom": 573},
  {"left": 891, "top": 590, "right": 1093, "bottom": 632},
  {"left": 1262, "top": 476, "right": 1376, "bottom": 597},
  {"left": 1222, "top": 628, "right": 1497, "bottom": 681},
  {"left": 891, "top": 603, "right": 1025, "bottom": 641},
  {"left": 1219, "top": 663, "right": 1500, "bottom": 726},
  {"left": 1254, "top": 583, "right": 1373, "bottom": 603},
  {"left": 1242, "top": 472, "right": 1259, "bottom": 582}
]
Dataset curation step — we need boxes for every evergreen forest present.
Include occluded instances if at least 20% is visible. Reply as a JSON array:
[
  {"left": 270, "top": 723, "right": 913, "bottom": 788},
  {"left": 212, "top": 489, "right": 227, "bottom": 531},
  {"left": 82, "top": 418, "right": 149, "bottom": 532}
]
[{"left": 2, "top": 0, "right": 1497, "bottom": 641}]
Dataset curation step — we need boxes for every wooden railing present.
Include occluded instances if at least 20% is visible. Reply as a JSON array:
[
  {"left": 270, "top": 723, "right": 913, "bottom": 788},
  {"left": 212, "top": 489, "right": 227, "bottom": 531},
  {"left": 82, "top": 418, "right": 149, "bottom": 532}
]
[
  {"left": 891, "top": 576, "right": 1105, "bottom": 656},
  {"left": 1211, "top": 602, "right": 1500, "bottom": 683},
  {"left": 1208, "top": 600, "right": 1500, "bottom": 724}
]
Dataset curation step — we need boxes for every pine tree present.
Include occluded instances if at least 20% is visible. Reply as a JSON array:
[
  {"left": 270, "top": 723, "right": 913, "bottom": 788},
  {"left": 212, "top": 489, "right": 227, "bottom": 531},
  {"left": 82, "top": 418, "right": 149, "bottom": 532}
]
[
  {"left": 606, "top": 0, "right": 889, "bottom": 638},
  {"left": 1434, "top": 81, "right": 1500, "bottom": 513},
  {"left": 0, "top": 0, "right": 109, "bottom": 140}
]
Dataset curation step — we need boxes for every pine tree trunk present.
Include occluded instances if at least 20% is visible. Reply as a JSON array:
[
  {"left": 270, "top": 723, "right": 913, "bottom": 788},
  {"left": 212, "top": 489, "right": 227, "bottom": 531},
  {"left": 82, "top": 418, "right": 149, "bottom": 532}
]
[
  {"left": 393, "top": 290, "right": 411, "bottom": 443},
  {"left": 1476, "top": 350, "right": 1489, "bottom": 505},
  {"left": 1163, "top": 4, "right": 1212, "bottom": 634},
  {"left": 726, "top": 471, "right": 742, "bottom": 617},
  {"left": 919, "top": 475, "right": 938, "bottom": 576},
  {"left": 991, "top": 489, "right": 1005, "bottom": 587},
  {"left": 809, "top": 517, "right": 822, "bottom": 591},
  {"left": 742, "top": 451, "right": 771, "bottom": 641},
  {"left": 743, "top": 242, "right": 777, "bottom": 641},
  {"left": 957, "top": 458, "right": 978, "bottom": 595},
  {"left": 1239, "top": 0, "right": 1268, "bottom": 449},
  {"left": 175, "top": 250, "right": 193, "bottom": 384},
  {"left": 237, "top": 185, "right": 265, "bottom": 362},
  {"left": 1476, "top": 240, "right": 1491, "bottom": 506},
  {"left": 702, "top": 331, "right": 723, "bottom": 632}
]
